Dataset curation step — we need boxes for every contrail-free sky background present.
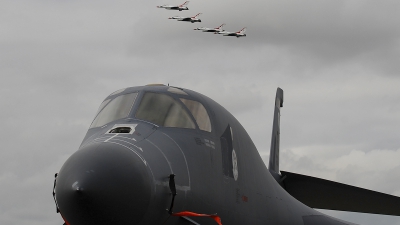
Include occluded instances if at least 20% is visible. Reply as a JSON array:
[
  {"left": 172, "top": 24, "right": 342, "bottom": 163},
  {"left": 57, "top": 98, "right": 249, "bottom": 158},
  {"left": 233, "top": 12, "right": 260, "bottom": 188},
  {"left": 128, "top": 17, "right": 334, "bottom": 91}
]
[{"left": 1, "top": 1, "right": 400, "bottom": 224}]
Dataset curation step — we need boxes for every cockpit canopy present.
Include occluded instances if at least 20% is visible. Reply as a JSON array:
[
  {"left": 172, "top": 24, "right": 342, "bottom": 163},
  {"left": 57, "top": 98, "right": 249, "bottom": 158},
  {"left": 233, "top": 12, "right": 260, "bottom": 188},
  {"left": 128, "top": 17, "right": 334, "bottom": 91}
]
[
  {"left": 90, "top": 89, "right": 212, "bottom": 132},
  {"left": 136, "top": 92, "right": 196, "bottom": 129},
  {"left": 90, "top": 92, "right": 138, "bottom": 128}
]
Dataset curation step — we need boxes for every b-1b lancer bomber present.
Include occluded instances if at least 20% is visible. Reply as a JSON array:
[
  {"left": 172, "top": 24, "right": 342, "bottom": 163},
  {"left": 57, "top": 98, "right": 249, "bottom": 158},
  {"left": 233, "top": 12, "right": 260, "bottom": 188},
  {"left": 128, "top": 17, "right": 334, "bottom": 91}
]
[
  {"left": 217, "top": 27, "right": 247, "bottom": 38},
  {"left": 169, "top": 13, "right": 202, "bottom": 23},
  {"left": 53, "top": 85, "right": 400, "bottom": 225},
  {"left": 194, "top": 23, "right": 225, "bottom": 33},
  {"left": 157, "top": 1, "right": 189, "bottom": 11}
]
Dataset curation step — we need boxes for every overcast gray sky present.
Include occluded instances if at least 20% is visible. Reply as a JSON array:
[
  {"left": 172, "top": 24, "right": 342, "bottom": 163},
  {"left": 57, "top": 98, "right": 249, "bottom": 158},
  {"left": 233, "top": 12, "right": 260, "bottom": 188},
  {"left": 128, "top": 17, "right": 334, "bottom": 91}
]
[{"left": 1, "top": 1, "right": 400, "bottom": 224}]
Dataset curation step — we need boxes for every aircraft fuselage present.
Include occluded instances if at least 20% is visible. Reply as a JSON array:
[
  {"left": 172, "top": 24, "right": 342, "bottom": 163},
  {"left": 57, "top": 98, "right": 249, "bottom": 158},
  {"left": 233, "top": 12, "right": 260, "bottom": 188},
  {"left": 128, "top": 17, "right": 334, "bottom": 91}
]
[{"left": 54, "top": 85, "right": 353, "bottom": 225}]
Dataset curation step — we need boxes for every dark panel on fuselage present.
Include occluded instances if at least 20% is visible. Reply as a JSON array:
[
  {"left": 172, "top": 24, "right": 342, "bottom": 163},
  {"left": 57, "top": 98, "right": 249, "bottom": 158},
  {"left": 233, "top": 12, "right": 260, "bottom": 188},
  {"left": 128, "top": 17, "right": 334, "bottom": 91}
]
[{"left": 220, "top": 125, "right": 233, "bottom": 178}]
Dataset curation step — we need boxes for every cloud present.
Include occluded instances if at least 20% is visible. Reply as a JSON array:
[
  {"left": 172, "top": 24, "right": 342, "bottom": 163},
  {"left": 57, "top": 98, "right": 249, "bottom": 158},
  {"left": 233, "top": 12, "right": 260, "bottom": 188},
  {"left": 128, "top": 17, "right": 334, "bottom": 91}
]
[
  {"left": 130, "top": 0, "right": 400, "bottom": 77},
  {"left": 0, "top": 155, "right": 70, "bottom": 225},
  {"left": 1, "top": 1, "right": 399, "bottom": 224}
]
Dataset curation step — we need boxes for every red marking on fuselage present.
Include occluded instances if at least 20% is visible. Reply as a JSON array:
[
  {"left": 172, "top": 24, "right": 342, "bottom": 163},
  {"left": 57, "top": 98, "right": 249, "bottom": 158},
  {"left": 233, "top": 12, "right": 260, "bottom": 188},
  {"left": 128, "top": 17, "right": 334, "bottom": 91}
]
[
  {"left": 60, "top": 213, "right": 71, "bottom": 225},
  {"left": 173, "top": 211, "right": 222, "bottom": 225}
]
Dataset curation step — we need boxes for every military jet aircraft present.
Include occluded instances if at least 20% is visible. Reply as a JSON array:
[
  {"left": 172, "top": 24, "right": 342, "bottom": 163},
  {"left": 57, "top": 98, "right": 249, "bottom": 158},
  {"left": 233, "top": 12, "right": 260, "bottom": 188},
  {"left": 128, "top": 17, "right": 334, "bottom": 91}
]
[
  {"left": 217, "top": 27, "right": 247, "bottom": 38},
  {"left": 194, "top": 23, "right": 225, "bottom": 33},
  {"left": 157, "top": 1, "right": 189, "bottom": 11},
  {"left": 53, "top": 85, "right": 400, "bottom": 225},
  {"left": 169, "top": 13, "right": 202, "bottom": 23}
]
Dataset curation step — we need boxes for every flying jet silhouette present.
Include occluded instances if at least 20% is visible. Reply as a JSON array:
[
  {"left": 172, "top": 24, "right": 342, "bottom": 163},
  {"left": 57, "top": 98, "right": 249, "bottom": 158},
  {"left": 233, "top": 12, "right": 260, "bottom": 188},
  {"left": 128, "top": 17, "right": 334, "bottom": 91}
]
[
  {"left": 217, "top": 27, "right": 247, "bottom": 38},
  {"left": 194, "top": 23, "right": 225, "bottom": 33},
  {"left": 157, "top": 1, "right": 190, "bottom": 11},
  {"left": 53, "top": 85, "right": 400, "bottom": 225},
  {"left": 169, "top": 13, "right": 202, "bottom": 23}
]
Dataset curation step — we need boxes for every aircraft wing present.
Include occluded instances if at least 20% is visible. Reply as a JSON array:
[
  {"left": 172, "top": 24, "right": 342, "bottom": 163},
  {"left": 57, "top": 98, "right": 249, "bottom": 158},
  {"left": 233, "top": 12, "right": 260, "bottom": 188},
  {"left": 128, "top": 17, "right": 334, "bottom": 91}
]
[{"left": 281, "top": 170, "right": 400, "bottom": 216}]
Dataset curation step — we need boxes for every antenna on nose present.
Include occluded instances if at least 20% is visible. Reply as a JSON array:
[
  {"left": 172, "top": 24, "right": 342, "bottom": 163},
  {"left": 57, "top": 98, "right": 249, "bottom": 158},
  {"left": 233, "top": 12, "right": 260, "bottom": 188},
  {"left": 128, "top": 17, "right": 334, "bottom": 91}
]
[
  {"left": 168, "top": 174, "right": 177, "bottom": 214},
  {"left": 52, "top": 173, "right": 60, "bottom": 213}
]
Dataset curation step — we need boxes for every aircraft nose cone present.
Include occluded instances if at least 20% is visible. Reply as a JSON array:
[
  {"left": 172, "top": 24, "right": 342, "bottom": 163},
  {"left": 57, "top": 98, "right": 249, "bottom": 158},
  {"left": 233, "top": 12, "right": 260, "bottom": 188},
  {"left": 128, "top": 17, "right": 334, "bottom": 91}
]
[{"left": 55, "top": 143, "right": 151, "bottom": 225}]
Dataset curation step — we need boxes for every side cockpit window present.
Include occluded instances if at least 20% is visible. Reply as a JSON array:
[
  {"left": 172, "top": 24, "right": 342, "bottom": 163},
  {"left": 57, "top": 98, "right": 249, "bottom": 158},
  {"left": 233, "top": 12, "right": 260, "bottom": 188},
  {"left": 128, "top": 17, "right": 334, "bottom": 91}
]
[
  {"left": 90, "top": 92, "right": 138, "bottom": 128},
  {"left": 180, "top": 98, "right": 212, "bottom": 132},
  {"left": 94, "top": 99, "right": 111, "bottom": 116},
  {"left": 136, "top": 92, "right": 196, "bottom": 129}
]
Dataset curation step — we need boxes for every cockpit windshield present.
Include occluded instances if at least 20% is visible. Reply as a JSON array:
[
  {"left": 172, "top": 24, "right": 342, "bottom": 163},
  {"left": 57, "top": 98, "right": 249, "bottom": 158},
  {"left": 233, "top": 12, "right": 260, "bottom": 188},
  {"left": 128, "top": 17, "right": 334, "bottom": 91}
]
[
  {"left": 135, "top": 92, "right": 196, "bottom": 129},
  {"left": 180, "top": 98, "right": 212, "bottom": 132},
  {"left": 90, "top": 92, "right": 138, "bottom": 128}
]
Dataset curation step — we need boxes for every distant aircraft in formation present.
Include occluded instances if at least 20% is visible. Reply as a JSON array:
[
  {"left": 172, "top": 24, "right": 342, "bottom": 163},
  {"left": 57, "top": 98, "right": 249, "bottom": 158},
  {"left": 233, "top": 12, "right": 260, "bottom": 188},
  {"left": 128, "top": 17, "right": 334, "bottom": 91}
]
[
  {"left": 194, "top": 23, "right": 225, "bottom": 33},
  {"left": 169, "top": 13, "right": 202, "bottom": 23},
  {"left": 217, "top": 27, "right": 247, "bottom": 38},
  {"left": 158, "top": 1, "right": 247, "bottom": 38},
  {"left": 157, "top": 1, "right": 190, "bottom": 11},
  {"left": 53, "top": 85, "right": 400, "bottom": 225}
]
